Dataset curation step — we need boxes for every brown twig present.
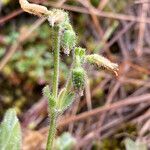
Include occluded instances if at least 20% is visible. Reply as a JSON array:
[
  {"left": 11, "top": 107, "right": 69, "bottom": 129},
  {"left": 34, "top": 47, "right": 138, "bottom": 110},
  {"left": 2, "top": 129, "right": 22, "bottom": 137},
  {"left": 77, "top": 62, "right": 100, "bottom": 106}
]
[
  {"left": 136, "top": 2, "right": 149, "bottom": 56},
  {"left": 79, "top": 104, "right": 149, "bottom": 147},
  {"left": 97, "top": 81, "right": 121, "bottom": 136},
  {"left": 68, "top": 100, "right": 80, "bottom": 133},
  {"left": 77, "top": 0, "right": 104, "bottom": 37},
  {"left": 58, "top": 93, "right": 150, "bottom": 127},
  {"left": 45, "top": 1, "right": 150, "bottom": 24},
  {"left": 103, "top": 21, "right": 135, "bottom": 52},
  {"left": 97, "top": 63, "right": 129, "bottom": 137},
  {"left": 139, "top": 119, "right": 150, "bottom": 136},
  {"left": 0, "top": 9, "right": 23, "bottom": 25},
  {"left": 98, "top": 0, "right": 109, "bottom": 10},
  {"left": 85, "top": 75, "right": 92, "bottom": 111},
  {"left": 132, "top": 108, "right": 150, "bottom": 123}
]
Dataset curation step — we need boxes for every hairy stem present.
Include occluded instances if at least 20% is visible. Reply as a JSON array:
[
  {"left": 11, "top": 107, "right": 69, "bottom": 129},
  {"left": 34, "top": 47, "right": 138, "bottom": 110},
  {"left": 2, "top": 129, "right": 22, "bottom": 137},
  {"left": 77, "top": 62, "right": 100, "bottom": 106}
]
[
  {"left": 46, "top": 27, "right": 61, "bottom": 150},
  {"left": 52, "top": 27, "right": 61, "bottom": 98},
  {"left": 46, "top": 112, "right": 57, "bottom": 150}
]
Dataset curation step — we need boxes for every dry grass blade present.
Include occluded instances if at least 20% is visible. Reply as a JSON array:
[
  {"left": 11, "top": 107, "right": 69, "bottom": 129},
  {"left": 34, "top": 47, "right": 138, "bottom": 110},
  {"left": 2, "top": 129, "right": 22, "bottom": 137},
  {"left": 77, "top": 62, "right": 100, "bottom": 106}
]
[
  {"left": 85, "top": 75, "right": 92, "bottom": 110},
  {"left": 139, "top": 119, "right": 150, "bottom": 136}
]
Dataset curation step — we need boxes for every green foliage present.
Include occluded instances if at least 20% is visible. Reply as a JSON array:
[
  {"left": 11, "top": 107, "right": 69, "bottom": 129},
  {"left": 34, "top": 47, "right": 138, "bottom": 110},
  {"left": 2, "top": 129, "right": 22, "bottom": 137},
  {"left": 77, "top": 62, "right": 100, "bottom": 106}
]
[
  {"left": 0, "top": 11, "right": 78, "bottom": 88},
  {"left": 15, "top": 44, "right": 50, "bottom": 76},
  {"left": 55, "top": 132, "right": 76, "bottom": 150},
  {"left": 0, "top": 109, "right": 21, "bottom": 150},
  {"left": 1, "top": 24, "right": 68, "bottom": 83},
  {"left": 124, "top": 138, "right": 147, "bottom": 150}
]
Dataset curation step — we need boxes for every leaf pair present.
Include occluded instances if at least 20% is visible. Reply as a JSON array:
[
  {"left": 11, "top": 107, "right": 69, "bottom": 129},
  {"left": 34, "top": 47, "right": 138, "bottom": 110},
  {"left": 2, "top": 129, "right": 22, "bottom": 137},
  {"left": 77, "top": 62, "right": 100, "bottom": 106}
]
[{"left": 43, "top": 86, "right": 75, "bottom": 114}]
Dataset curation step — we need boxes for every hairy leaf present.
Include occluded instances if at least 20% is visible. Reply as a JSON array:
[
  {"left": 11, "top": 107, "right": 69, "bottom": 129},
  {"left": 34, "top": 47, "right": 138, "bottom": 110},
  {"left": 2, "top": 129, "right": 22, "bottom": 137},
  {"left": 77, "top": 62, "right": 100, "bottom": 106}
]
[
  {"left": 0, "top": 109, "right": 22, "bottom": 150},
  {"left": 43, "top": 85, "right": 56, "bottom": 108},
  {"left": 59, "top": 92, "right": 75, "bottom": 112}
]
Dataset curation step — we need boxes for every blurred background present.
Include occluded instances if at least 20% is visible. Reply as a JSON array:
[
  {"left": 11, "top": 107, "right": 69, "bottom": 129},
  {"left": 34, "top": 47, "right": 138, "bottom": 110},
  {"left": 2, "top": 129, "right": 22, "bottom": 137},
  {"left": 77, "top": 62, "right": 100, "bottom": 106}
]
[{"left": 0, "top": 0, "right": 150, "bottom": 149}]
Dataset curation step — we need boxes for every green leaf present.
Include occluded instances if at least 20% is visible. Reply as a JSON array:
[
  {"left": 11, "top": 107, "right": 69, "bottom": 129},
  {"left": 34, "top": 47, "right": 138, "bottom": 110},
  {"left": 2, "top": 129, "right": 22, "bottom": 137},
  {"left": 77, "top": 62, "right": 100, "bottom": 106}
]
[
  {"left": 59, "top": 92, "right": 75, "bottom": 112},
  {"left": 0, "top": 109, "right": 22, "bottom": 150},
  {"left": 55, "top": 132, "right": 76, "bottom": 150},
  {"left": 43, "top": 85, "right": 56, "bottom": 108},
  {"left": 58, "top": 88, "right": 66, "bottom": 103},
  {"left": 124, "top": 138, "right": 147, "bottom": 150}
]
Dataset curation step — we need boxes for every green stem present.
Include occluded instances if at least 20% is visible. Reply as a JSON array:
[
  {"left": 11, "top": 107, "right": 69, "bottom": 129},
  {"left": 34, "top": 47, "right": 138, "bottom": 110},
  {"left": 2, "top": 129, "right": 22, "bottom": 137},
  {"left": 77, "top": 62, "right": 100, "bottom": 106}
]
[
  {"left": 46, "top": 112, "right": 57, "bottom": 150},
  {"left": 46, "top": 26, "right": 61, "bottom": 150},
  {"left": 52, "top": 26, "right": 61, "bottom": 98}
]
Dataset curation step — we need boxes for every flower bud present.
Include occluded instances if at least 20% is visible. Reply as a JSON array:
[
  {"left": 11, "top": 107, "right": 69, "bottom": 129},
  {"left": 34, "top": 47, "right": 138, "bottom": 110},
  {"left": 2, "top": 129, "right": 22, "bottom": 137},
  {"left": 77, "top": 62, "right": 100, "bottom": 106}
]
[
  {"left": 72, "top": 67, "right": 85, "bottom": 92},
  {"left": 48, "top": 9, "right": 69, "bottom": 27},
  {"left": 85, "top": 54, "right": 118, "bottom": 76},
  {"left": 74, "top": 47, "right": 85, "bottom": 58},
  {"left": 61, "top": 29, "right": 76, "bottom": 55}
]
